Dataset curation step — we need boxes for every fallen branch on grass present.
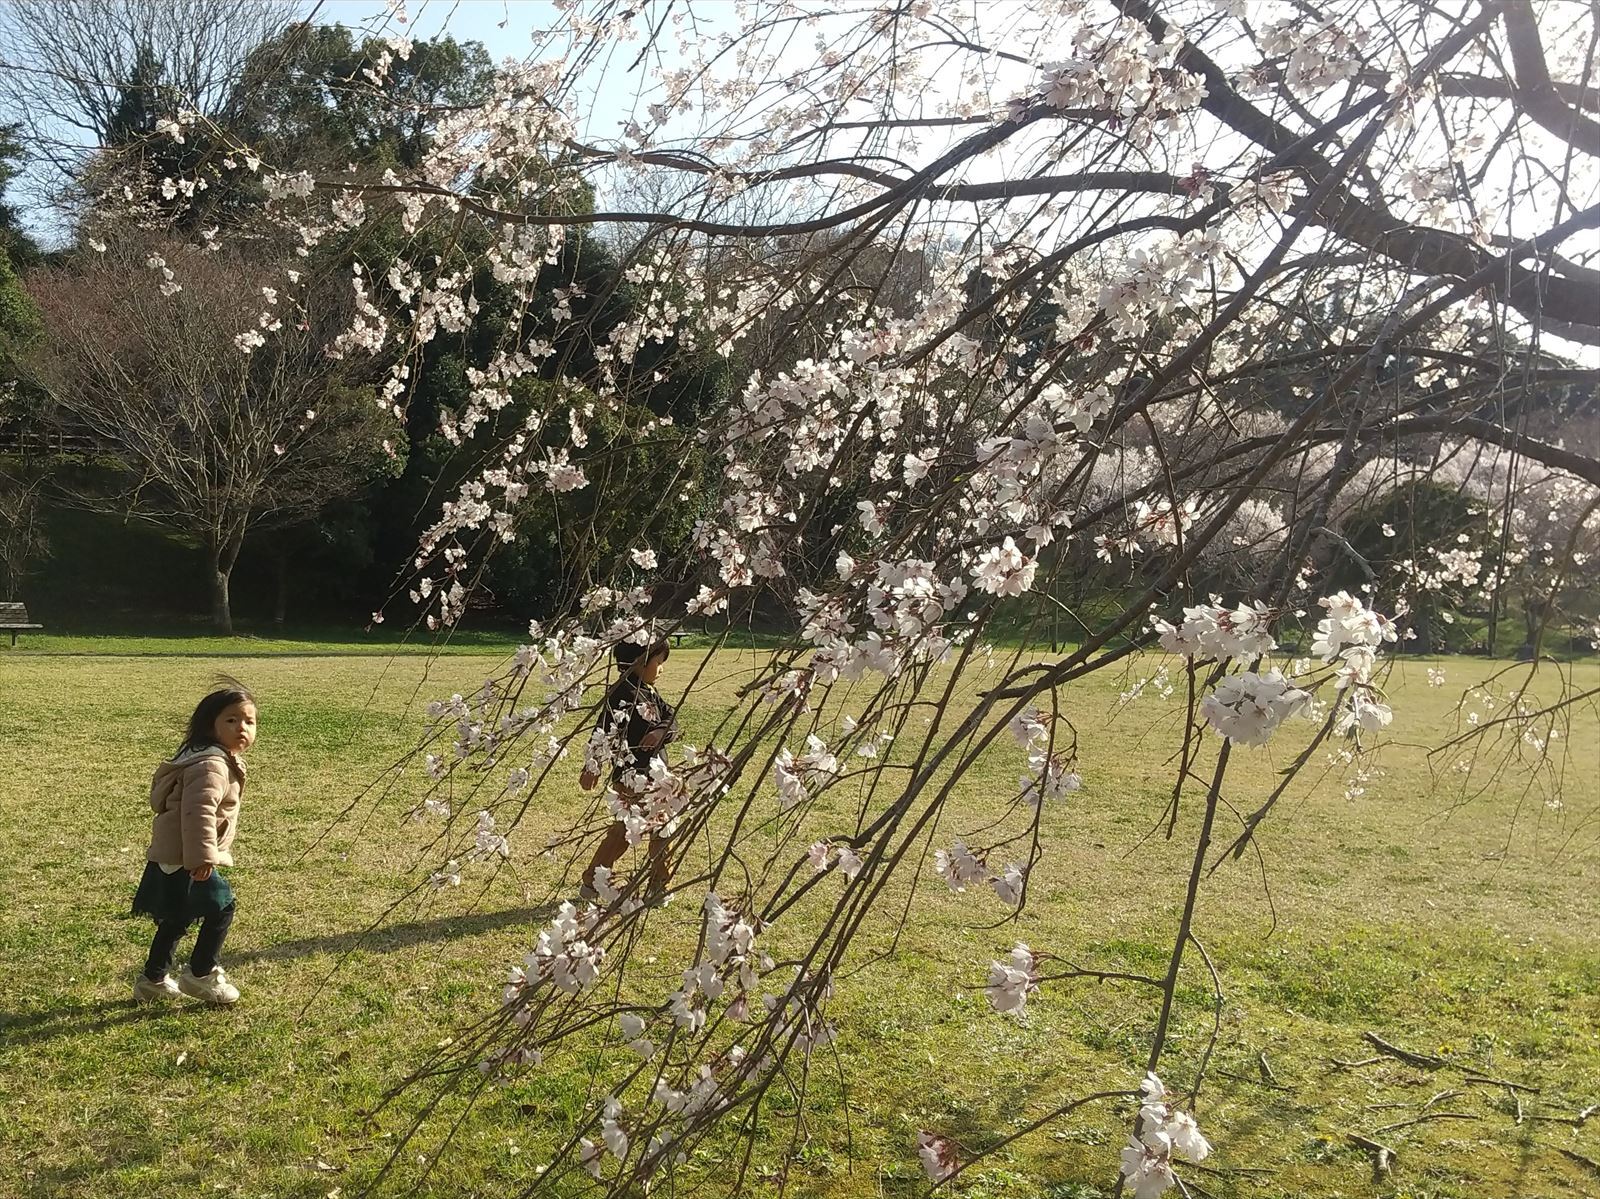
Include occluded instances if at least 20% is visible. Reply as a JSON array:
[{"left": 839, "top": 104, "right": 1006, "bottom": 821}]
[
  {"left": 1461, "top": 1073, "right": 1540, "bottom": 1093},
  {"left": 1526, "top": 1102, "right": 1598, "bottom": 1128},
  {"left": 1347, "top": 1133, "right": 1395, "bottom": 1181},
  {"left": 1362, "top": 1031, "right": 1447, "bottom": 1069},
  {"left": 1559, "top": 1147, "right": 1600, "bottom": 1175}
]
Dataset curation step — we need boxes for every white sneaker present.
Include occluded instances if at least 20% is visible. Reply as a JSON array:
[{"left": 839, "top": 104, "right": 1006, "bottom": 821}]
[
  {"left": 133, "top": 973, "right": 182, "bottom": 1002},
  {"left": 178, "top": 965, "right": 240, "bottom": 1006}
]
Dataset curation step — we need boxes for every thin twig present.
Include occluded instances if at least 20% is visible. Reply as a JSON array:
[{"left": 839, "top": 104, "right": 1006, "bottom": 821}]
[
  {"left": 1560, "top": 1147, "right": 1600, "bottom": 1175},
  {"left": 1527, "top": 1103, "right": 1596, "bottom": 1127},
  {"left": 1371, "top": 1110, "right": 1478, "bottom": 1135},
  {"left": 1421, "top": 1089, "right": 1464, "bottom": 1112},
  {"left": 1216, "top": 1069, "right": 1292, "bottom": 1092},
  {"left": 1461, "top": 1073, "right": 1540, "bottom": 1094}
]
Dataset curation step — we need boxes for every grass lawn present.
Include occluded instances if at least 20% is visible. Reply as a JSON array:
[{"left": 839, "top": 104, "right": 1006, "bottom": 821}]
[
  {"left": 1, "top": 646, "right": 1597, "bottom": 1199},
  {"left": 0, "top": 623, "right": 527, "bottom": 657}
]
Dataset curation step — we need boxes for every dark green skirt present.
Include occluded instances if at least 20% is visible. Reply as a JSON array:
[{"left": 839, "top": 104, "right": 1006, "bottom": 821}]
[{"left": 131, "top": 861, "right": 235, "bottom": 923}]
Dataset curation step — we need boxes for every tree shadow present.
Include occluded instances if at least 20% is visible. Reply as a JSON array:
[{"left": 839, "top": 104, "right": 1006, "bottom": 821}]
[
  {"left": 0, "top": 904, "right": 553, "bottom": 1051},
  {"left": 0, "top": 995, "right": 213, "bottom": 1050},
  {"left": 7, "top": 1136, "right": 169, "bottom": 1199},
  {"left": 228, "top": 902, "right": 555, "bottom": 966}
]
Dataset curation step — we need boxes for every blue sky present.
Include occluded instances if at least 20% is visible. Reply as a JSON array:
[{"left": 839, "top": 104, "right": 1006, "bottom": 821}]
[
  {"left": 10, "top": 0, "right": 636, "bottom": 241},
  {"left": 313, "top": 0, "right": 641, "bottom": 142},
  {"left": 315, "top": 0, "right": 549, "bottom": 59}
]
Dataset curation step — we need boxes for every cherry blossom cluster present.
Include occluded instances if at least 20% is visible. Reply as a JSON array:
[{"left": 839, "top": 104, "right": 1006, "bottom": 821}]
[
  {"left": 985, "top": 943, "right": 1039, "bottom": 1015},
  {"left": 916, "top": 1129, "right": 959, "bottom": 1184},
  {"left": 1311, "top": 590, "right": 1399, "bottom": 711},
  {"left": 1119, "top": 1072, "right": 1211, "bottom": 1198},
  {"left": 772, "top": 735, "right": 841, "bottom": 811},
  {"left": 608, "top": 744, "right": 734, "bottom": 850},
  {"left": 934, "top": 841, "right": 1028, "bottom": 907},
  {"left": 805, "top": 840, "right": 865, "bottom": 880},
  {"left": 468, "top": 810, "right": 510, "bottom": 862},
  {"left": 668, "top": 892, "right": 766, "bottom": 1032},
  {"left": 504, "top": 900, "right": 606, "bottom": 1003},
  {"left": 802, "top": 556, "right": 972, "bottom": 686},
  {"left": 1200, "top": 670, "right": 1311, "bottom": 747},
  {"left": 1010, "top": 705, "right": 1082, "bottom": 807},
  {"left": 1153, "top": 599, "right": 1278, "bottom": 660}
]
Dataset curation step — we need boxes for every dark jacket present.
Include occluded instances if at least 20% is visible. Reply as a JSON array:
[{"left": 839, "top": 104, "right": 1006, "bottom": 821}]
[{"left": 601, "top": 674, "right": 677, "bottom": 778}]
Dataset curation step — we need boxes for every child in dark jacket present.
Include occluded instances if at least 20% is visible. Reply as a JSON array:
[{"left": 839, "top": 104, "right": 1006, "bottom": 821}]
[{"left": 578, "top": 637, "right": 677, "bottom": 904}]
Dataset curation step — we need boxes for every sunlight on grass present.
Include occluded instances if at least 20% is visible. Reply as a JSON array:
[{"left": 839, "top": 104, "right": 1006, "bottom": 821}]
[{"left": 1, "top": 649, "right": 1596, "bottom": 1198}]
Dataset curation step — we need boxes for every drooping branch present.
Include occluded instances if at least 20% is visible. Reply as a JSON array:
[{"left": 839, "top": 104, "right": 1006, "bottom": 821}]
[
  {"left": 1502, "top": 0, "right": 1600, "bottom": 158},
  {"left": 1124, "top": 0, "right": 1600, "bottom": 339}
]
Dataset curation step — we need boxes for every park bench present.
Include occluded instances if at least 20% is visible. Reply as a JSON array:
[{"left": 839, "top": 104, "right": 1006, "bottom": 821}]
[{"left": 0, "top": 601, "right": 43, "bottom": 646}]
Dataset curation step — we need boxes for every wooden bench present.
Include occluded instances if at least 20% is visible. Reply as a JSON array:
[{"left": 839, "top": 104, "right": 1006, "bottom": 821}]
[{"left": 0, "top": 601, "right": 43, "bottom": 645}]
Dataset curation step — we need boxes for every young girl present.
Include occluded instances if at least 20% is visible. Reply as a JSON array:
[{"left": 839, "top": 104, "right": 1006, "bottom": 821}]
[
  {"left": 131, "top": 682, "right": 256, "bottom": 1005},
  {"left": 579, "top": 636, "right": 678, "bottom": 904}
]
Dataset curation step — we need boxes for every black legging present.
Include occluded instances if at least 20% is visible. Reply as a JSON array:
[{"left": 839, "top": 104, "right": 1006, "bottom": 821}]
[{"left": 144, "top": 902, "right": 235, "bottom": 980}]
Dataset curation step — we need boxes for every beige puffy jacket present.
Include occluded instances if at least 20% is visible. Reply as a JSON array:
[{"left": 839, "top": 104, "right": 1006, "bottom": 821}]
[{"left": 146, "top": 746, "right": 247, "bottom": 871}]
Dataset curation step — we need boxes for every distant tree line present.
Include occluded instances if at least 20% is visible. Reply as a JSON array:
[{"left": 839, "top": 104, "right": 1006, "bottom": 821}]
[{"left": 0, "top": 2, "right": 732, "bottom": 632}]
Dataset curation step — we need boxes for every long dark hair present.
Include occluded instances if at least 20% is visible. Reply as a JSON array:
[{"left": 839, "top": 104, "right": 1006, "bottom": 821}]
[{"left": 178, "top": 678, "right": 256, "bottom": 769}]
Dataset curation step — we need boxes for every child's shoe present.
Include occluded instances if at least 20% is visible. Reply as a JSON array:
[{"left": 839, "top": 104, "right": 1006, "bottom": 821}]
[
  {"left": 133, "top": 973, "right": 182, "bottom": 1002},
  {"left": 178, "top": 964, "right": 240, "bottom": 1006}
]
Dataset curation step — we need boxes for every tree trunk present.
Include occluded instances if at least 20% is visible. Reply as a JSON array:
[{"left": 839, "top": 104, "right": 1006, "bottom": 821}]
[
  {"left": 274, "top": 551, "right": 288, "bottom": 628},
  {"left": 208, "top": 521, "right": 247, "bottom": 636},
  {"left": 209, "top": 560, "right": 233, "bottom": 635},
  {"left": 1517, "top": 591, "right": 1551, "bottom": 660}
]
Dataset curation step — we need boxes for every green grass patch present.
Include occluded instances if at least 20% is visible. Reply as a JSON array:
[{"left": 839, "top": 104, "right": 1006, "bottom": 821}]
[{"left": 1, "top": 650, "right": 1596, "bottom": 1197}]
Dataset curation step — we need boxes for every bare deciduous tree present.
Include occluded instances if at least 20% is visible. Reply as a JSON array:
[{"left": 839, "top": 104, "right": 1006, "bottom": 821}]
[
  {"left": 0, "top": 458, "right": 48, "bottom": 600},
  {"left": 27, "top": 237, "right": 387, "bottom": 632},
  {"left": 0, "top": 0, "right": 300, "bottom": 215}
]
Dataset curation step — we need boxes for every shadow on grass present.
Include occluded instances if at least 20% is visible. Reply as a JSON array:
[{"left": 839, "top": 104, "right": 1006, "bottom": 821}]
[
  {"left": 228, "top": 903, "right": 555, "bottom": 966},
  {"left": 0, "top": 995, "right": 215, "bottom": 1049},
  {"left": 0, "top": 905, "right": 553, "bottom": 1051},
  {"left": 7, "top": 1138, "right": 169, "bottom": 1199}
]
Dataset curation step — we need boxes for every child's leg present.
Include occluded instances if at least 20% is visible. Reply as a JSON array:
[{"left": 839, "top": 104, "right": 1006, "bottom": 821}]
[
  {"left": 582, "top": 821, "right": 631, "bottom": 887},
  {"left": 645, "top": 835, "right": 673, "bottom": 894},
  {"left": 189, "top": 902, "right": 236, "bottom": 978},
  {"left": 144, "top": 917, "right": 191, "bottom": 981}
]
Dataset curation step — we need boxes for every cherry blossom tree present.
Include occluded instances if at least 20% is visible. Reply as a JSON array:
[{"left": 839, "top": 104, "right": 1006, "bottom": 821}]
[{"left": 81, "top": 0, "right": 1600, "bottom": 1192}]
